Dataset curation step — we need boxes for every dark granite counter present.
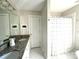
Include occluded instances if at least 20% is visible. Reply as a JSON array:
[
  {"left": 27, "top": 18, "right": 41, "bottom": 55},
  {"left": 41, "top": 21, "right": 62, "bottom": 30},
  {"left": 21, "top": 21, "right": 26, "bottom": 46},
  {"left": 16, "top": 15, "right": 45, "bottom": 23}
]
[{"left": 0, "top": 35, "right": 30, "bottom": 59}]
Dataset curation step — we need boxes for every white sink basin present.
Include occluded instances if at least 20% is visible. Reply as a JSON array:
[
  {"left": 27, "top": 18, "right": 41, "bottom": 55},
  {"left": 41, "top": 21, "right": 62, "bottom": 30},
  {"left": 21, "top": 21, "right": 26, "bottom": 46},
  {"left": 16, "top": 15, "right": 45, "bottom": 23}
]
[{"left": 0, "top": 52, "right": 19, "bottom": 59}]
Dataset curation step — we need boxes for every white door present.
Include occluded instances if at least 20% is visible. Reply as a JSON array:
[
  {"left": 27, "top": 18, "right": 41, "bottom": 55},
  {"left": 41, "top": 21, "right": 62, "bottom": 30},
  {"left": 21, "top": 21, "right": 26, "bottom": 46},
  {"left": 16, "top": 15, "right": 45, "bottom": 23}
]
[
  {"left": 29, "top": 15, "right": 41, "bottom": 48},
  {"left": 10, "top": 14, "right": 20, "bottom": 35},
  {"left": 0, "top": 14, "right": 9, "bottom": 40},
  {"left": 48, "top": 18, "right": 73, "bottom": 56}
]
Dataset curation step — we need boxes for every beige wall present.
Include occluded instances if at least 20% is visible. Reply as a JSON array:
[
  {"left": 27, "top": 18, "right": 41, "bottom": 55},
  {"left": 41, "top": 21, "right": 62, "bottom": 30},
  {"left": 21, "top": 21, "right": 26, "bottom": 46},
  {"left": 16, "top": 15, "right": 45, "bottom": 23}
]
[
  {"left": 17, "top": 11, "right": 41, "bottom": 16},
  {"left": 61, "top": 5, "right": 79, "bottom": 50},
  {"left": 48, "top": 12, "right": 61, "bottom": 17}
]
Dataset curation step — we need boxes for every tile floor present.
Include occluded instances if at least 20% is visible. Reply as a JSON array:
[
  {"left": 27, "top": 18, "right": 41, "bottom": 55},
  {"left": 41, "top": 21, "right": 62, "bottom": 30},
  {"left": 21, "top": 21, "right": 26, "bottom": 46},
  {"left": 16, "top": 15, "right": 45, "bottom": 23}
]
[
  {"left": 29, "top": 48, "right": 45, "bottom": 59},
  {"left": 29, "top": 48, "right": 78, "bottom": 59},
  {"left": 51, "top": 52, "right": 78, "bottom": 59}
]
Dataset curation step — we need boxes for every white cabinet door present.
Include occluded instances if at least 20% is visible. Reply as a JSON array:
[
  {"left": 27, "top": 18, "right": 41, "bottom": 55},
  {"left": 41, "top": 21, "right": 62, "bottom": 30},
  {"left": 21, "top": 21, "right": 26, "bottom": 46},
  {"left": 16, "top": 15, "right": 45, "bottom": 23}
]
[
  {"left": 20, "top": 16, "right": 29, "bottom": 35},
  {"left": 29, "top": 15, "right": 41, "bottom": 48},
  {"left": 10, "top": 14, "right": 20, "bottom": 35},
  {"left": 0, "top": 14, "right": 9, "bottom": 40}
]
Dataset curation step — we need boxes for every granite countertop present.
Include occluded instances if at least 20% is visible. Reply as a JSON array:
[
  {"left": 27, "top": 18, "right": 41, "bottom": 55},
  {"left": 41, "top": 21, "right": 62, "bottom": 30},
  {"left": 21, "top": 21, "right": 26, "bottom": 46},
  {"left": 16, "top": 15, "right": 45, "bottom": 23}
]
[{"left": 0, "top": 35, "right": 30, "bottom": 59}]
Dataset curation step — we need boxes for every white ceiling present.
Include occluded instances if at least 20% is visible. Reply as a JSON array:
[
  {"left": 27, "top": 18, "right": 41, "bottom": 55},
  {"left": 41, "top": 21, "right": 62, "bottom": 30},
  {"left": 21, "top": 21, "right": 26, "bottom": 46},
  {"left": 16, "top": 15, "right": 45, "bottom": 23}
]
[
  {"left": 49, "top": 0, "right": 79, "bottom": 12},
  {"left": 8, "top": 0, "right": 45, "bottom": 11},
  {"left": 8, "top": 0, "right": 79, "bottom": 12}
]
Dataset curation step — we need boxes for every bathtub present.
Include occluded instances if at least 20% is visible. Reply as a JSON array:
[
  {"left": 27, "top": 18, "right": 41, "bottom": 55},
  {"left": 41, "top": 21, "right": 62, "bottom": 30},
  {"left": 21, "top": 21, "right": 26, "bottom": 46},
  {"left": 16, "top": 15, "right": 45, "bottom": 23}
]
[{"left": 0, "top": 52, "right": 19, "bottom": 59}]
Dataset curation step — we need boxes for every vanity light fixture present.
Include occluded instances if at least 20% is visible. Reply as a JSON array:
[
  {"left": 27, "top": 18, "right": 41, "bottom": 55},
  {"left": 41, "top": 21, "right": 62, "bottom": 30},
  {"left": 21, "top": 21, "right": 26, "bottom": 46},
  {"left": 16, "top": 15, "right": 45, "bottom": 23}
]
[{"left": 0, "top": 0, "right": 16, "bottom": 11}]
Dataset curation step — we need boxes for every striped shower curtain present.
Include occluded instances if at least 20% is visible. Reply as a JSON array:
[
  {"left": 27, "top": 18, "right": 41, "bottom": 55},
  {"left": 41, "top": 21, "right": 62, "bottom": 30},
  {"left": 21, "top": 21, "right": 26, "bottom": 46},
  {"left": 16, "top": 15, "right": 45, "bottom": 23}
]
[{"left": 48, "top": 17, "right": 73, "bottom": 56}]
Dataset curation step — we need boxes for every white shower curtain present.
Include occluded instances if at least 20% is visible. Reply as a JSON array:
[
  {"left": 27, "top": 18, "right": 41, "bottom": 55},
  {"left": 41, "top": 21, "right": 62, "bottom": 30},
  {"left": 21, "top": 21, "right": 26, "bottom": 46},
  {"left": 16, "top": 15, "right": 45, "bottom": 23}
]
[{"left": 48, "top": 17, "right": 73, "bottom": 56}]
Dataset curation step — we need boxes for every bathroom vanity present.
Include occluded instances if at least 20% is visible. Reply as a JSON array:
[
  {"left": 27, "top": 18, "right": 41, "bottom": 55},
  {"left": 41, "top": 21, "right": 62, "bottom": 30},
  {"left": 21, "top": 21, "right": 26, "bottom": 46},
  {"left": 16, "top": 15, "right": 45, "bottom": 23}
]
[{"left": 0, "top": 35, "right": 30, "bottom": 59}]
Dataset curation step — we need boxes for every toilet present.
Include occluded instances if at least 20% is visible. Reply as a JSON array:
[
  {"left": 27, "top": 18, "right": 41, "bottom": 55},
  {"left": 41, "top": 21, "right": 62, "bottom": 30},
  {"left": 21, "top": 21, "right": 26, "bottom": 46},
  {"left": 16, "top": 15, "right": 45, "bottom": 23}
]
[{"left": 75, "top": 50, "right": 79, "bottom": 59}]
